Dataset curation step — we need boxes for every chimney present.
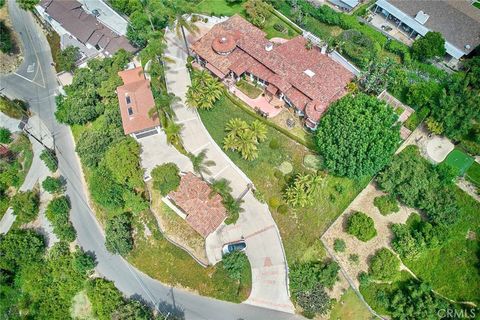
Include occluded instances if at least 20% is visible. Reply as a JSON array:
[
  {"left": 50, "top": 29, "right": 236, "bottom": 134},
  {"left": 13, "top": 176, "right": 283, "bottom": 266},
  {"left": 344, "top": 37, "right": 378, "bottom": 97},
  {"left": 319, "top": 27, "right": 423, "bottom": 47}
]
[{"left": 265, "top": 42, "right": 273, "bottom": 52}]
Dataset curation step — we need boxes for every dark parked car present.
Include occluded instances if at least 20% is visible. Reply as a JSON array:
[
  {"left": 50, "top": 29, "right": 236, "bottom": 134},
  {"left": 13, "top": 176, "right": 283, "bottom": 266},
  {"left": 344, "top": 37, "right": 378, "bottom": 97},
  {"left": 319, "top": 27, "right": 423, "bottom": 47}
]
[{"left": 222, "top": 240, "right": 246, "bottom": 255}]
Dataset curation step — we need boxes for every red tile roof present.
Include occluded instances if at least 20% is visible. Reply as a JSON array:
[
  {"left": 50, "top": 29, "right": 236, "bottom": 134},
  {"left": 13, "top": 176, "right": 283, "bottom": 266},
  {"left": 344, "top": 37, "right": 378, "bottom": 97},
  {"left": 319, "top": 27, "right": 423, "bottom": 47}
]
[
  {"left": 169, "top": 173, "right": 227, "bottom": 238},
  {"left": 117, "top": 67, "right": 159, "bottom": 135},
  {"left": 191, "top": 15, "right": 354, "bottom": 123}
]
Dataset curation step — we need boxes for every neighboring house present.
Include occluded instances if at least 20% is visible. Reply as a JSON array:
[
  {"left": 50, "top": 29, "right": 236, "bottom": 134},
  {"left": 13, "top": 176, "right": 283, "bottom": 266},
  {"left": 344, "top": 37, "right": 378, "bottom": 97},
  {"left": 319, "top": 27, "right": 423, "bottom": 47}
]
[
  {"left": 168, "top": 173, "right": 227, "bottom": 238},
  {"left": 328, "top": 0, "right": 359, "bottom": 12},
  {"left": 190, "top": 15, "right": 353, "bottom": 130},
  {"left": 37, "top": 0, "right": 136, "bottom": 57},
  {"left": 117, "top": 66, "right": 160, "bottom": 139},
  {"left": 372, "top": 0, "right": 480, "bottom": 62}
]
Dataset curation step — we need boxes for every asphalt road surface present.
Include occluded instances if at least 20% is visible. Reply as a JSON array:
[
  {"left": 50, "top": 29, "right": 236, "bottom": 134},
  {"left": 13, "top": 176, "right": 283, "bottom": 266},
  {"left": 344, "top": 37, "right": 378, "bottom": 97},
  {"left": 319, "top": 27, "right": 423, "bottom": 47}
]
[{"left": 0, "top": 1, "right": 302, "bottom": 319}]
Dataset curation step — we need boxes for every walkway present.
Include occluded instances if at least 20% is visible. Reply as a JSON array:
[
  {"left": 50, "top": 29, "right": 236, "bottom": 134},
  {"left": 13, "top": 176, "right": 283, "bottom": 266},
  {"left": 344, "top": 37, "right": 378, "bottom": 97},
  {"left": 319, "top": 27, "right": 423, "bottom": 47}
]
[{"left": 164, "top": 27, "right": 294, "bottom": 314}]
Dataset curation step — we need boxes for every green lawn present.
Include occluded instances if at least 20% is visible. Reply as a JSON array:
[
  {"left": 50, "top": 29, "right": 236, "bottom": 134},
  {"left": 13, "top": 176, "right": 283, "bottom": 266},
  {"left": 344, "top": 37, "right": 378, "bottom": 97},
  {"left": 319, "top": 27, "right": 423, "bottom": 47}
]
[
  {"left": 236, "top": 79, "right": 263, "bottom": 99},
  {"left": 443, "top": 148, "right": 474, "bottom": 176},
  {"left": 199, "top": 94, "right": 368, "bottom": 264},
  {"left": 263, "top": 13, "right": 300, "bottom": 40},
  {"left": 329, "top": 289, "right": 372, "bottom": 320},
  {"left": 466, "top": 161, "right": 480, "bottom": 188},
  {"left": 402, "top": 187, "right": 480, "bottom": 304},
  {"left": 194, "top": 0, "right": 245, "bottom": 16}
]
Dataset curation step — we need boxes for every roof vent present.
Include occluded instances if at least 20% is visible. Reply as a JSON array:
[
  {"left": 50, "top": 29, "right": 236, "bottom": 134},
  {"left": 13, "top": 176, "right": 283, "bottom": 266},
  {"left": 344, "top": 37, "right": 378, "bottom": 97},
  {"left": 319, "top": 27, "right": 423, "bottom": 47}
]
[
  {"left": 321, "top": 45, "right": 327, "bottom": 55},
  {"left": 265, "top": 42, "right": 273, "bottom": 52},
  {"left": 414, "top": 10, "right": 429, "bottom": 25},
  {"left": 465, "top": 44, "right": 471, "bottom": 50},
  {"left": 220, "top": 36, "right": 227, "bottom": 43},
  {"left": 304, "top": 69, "right": 315, "bottom": 78}
]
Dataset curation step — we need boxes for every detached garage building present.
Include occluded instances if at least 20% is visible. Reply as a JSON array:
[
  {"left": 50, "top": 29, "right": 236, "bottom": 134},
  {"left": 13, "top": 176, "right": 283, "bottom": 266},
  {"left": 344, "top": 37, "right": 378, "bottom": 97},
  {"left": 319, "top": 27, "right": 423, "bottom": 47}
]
[{"left": 117, "top": 66, "right": 160, "bottom": 139}]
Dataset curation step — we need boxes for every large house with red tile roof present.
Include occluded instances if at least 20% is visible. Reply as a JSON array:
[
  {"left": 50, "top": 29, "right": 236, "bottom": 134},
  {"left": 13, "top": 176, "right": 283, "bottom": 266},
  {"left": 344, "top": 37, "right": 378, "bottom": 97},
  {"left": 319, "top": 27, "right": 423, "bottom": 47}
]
[
  {"left": 117, "top": 66, "right": 160, "bottom": 138},
  {"left": 190, "top": 15, "right": 354, "bottom": 129},
  {"left": 168, "top": 173, "right": 227, "bottom": 238}
]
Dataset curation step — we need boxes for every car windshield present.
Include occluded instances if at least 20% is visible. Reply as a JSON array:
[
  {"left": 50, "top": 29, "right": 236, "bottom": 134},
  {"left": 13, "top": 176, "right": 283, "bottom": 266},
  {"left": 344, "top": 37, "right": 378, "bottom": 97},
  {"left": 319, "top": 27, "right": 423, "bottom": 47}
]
[{"left": 228, "top": 242, "right": 246, "bottom": 252}]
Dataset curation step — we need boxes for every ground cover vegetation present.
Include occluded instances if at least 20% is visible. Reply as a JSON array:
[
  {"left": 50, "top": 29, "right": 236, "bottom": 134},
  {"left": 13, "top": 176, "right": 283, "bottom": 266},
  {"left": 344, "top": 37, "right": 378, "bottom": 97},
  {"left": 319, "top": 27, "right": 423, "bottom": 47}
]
[
  {"left": 0, "top": 96, "right": 28, "bottom": 119},
  {"left": 376, "top": 146, "right": 480, "bottom": 305},
  {"left": 0, "top": 133, "right": 33, "bottom": 219},
  {"left": 373, "top": 194, "right": 399, "bottom": 215}
]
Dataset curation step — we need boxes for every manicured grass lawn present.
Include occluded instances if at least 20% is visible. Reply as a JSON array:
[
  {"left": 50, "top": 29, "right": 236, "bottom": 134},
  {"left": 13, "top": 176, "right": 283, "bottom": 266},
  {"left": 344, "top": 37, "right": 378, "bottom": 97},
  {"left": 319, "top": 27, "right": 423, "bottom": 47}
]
[
  {"left": 127, "top": 208, "right": 251, "bottom": 303},
  {"left": 263, "top": 14, "right": 300, "bottom": 40},
  {"left": 236, "top": 79, "right": 263, "bottom": 99},
  {"left": 330, "top": 288, "right": 372, "bottom": 320},
  {"left": 466, "top": 161, "right": 480, "bottom": 188},
  {"left": 199, "top": 94, "right": 368, "bottom": 264},
  {"left": 443, "top": 148, "right": 474, "bottom": 176},
  {"left": 194, "top": 0, "right": 245, "bottom": 16},
  {"left": 402, "top": 187, "right": 480, "bottom": 304}
]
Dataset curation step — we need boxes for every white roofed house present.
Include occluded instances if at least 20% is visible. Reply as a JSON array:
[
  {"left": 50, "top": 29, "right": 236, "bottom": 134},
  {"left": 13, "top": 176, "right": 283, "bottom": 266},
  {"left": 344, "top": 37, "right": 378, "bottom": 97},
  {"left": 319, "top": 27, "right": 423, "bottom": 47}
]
[
  {"left": 328, "top": 0, "right": 360, "bottom": 12},
  {"left": 371, "top": 0, "right": 480, "bottom": 66}
]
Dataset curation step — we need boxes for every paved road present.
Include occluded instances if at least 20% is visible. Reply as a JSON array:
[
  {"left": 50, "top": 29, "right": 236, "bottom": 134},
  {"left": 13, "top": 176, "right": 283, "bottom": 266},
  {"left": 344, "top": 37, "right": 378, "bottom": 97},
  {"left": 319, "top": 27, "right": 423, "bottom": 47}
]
[
  {"left": 0, "top": 2, "right": 302, "bottom": 319},
  {"left": 164, "top": 28, "right": 294, "bottom": 313}
]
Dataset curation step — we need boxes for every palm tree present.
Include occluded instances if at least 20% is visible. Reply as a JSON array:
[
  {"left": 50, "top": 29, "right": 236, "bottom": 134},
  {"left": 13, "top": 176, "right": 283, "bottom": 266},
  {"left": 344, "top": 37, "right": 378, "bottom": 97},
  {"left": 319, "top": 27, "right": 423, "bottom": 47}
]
[
  {"left": 188, "top": 149, "right": 216, "bottom": 178},
  {"left": 186, "top": 70, "right": 224, "bottom": 110},
  {"left": 174, "top": 14, "right": 199, "bottom": 56},
  {"left": 210, "top": 179, "right": 232, "bottom": 197},
  {"left": 164, "top": 118, "right": 183, "bottom": 146},
  {"left": 250, "top": 120, "right": 267, "bottom": 143}
]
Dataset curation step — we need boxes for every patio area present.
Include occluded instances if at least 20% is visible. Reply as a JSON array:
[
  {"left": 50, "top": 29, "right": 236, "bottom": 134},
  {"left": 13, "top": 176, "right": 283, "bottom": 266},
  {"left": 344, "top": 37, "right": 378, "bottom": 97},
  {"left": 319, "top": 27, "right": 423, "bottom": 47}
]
[
  {"left": 368, "top": 13, "right": 414, "bottom": 46},
  {"left": 229, "top": 85, "right": 284, "bottom": 118}
]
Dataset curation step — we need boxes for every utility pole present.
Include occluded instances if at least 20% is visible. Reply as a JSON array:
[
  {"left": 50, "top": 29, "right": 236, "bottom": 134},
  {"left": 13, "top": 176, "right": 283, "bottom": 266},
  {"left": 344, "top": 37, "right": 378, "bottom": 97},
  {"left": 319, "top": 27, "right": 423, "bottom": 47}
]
[{"left": 23, "top": 127, "right": 56, "bottom": 156}]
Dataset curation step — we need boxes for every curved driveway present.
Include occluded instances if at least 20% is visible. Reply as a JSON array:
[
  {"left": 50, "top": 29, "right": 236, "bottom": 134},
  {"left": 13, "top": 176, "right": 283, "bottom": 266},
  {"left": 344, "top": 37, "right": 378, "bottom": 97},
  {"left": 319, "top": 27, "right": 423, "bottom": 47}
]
[
  {"left": 0, "top": 1, "right": 300, "bottom": 319},
  {"left": 163, "top": 28, "right": 294, "bottom": 313}
]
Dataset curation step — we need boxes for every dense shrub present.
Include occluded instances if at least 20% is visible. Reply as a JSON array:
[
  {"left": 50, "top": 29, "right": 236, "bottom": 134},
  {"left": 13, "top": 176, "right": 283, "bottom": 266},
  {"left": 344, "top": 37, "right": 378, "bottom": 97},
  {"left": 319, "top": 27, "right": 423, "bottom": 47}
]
[
  {"left": 337, "top": 30, "right": 380, "bottom": 69},
  {"left": 0, "top": 127, "right": 12, "bottom": 143},
  {"left": 0, "top": 96, "right": 28, "bottom": 119},
  {"left": 76, "top": 129, "right": 115, "bottom": 168},
  {"left": 0, "top": 20, "right": 13, "bottom": 53},
  {"left": 404, "top": 107, "right": 429, "bottom": 131},
  {"left": 373, "top": 195, "right": 399, "bottom": 215},
  {"left": 391, "top": 215, "right": 443, "bottom": 259},
  {"left": 296, "top": 284, "right": 332, "bottom": 318},
  {"left": 377, "top": 146, "right": 458, "bottom": 226},
  {"left": 346, "top": 212, "right": 376, "bottom": 242},
  {"left": 46, "top": 196, "right": 76, "bottom": 242},
  {"left": 40, "top": 149, "right": 58, "bottom": 172},
  {"left": 42, "top": 176, "right": 63, "bottom": 194},
  {"left": 290, "top": 260, "right": 340, "bottom": 296},
  {"left": 273, "top": 22, "right": 287, "bottom": 33},
  {"left": 105, "top": 213, "right": 133, "bottom": 256},
  {"left": 89, "top": 165, "right": 125, "bottom": 210},
  {"left": 11, "top": 190, "right": 39, "bottom": 224},
  {"left": 103, "top": 137, "right": 143, "bottom": 189},
  {"left": 222, "top": 251, "right": 249, "bottom": 280},
  {"left": 333, "top": 238, "right": 346, "bottom": 252},
  {"left": 56, "top": 46, "right": 80, "bottom": 72},
  {"left": 151, "top": 163, "right": 180, "bottom": 196},
  {"left": 369, "top": 248, "right": 400, "bottom": 280}
]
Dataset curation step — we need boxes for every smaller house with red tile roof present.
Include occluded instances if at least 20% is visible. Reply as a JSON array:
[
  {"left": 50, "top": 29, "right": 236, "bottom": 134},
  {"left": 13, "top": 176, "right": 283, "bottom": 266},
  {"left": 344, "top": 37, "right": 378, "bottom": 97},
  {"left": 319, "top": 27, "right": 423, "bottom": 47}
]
[
  {"left": 190, "top": 15, "right": 354, "bottom": 130},
  {"left": 168, "top": 172, "right": 227, "bottom": 238},
  {"left": 117, "top": 66, "right": 160, "bottom": 139}
]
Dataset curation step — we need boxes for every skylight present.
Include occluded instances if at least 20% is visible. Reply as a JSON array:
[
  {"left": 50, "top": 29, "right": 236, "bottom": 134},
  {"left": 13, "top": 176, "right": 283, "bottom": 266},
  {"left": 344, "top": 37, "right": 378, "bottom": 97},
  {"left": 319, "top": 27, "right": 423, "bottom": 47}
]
[{"left": 304, "top": 69, "right": 315, "bottom": 78}]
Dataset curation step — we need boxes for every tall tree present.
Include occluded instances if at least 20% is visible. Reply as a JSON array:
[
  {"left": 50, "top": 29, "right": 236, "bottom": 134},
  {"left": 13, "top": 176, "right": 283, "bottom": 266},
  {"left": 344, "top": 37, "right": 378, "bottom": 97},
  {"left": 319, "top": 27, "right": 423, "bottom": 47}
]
[
  {"left": 188, "top": 149, "right": 216, "bottom": 178},
  {"left": 411, "top": 31, "right": 446, "bottom": 62},
  {"left": 186, "top": 70, "right": 224, "bottom": 110},
  {"left": 316, "top": 94, "right": 401, "bottom": 178}
]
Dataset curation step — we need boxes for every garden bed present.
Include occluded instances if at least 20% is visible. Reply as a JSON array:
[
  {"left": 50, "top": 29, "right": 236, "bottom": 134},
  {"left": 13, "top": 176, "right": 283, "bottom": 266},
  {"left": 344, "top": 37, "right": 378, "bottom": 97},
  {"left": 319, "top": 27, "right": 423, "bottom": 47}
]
[{"left": 236, "top": 79, "right": 263, "bottom": 99}]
